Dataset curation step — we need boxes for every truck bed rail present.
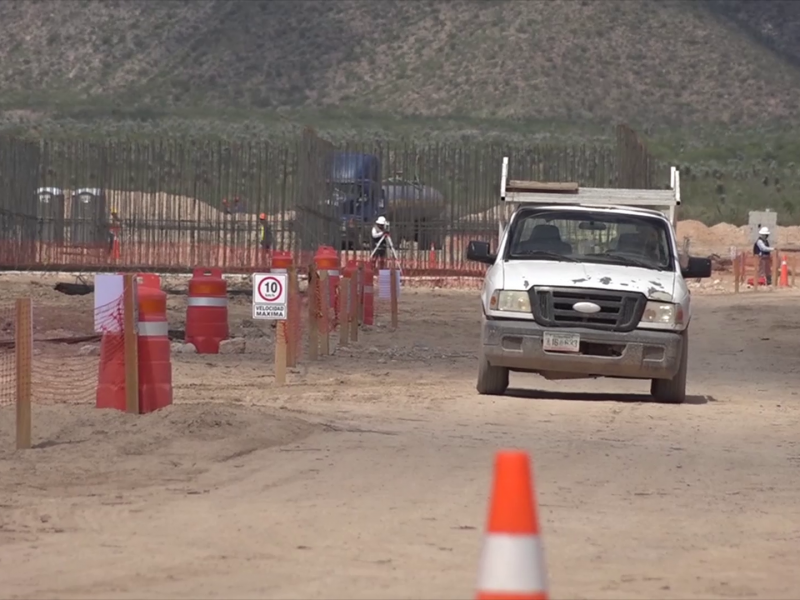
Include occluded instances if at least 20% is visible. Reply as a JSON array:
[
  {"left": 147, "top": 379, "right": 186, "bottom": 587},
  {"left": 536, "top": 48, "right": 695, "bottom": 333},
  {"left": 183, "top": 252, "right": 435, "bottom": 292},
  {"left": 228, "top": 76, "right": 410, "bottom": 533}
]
[{"left": 500, "top": 157, "right": 680, "bottom": 221}]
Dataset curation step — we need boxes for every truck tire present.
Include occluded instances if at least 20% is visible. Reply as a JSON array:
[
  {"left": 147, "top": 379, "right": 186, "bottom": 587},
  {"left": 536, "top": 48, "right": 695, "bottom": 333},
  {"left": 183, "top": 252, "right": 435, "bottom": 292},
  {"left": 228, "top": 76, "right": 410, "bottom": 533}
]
[
  {"left": 650, "top": 330, "right": 688, "bottom": 404},
  {"left": 476, "top": 349, "right": 509, "bottom": 395}
]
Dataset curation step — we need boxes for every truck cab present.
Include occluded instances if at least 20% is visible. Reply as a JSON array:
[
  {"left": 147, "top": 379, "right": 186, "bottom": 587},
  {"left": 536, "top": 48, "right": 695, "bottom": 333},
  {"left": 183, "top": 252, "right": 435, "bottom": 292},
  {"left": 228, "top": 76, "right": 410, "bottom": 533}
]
[
  {"left": 328, "top": 152, "right": 385, "bottom": 250},
  {"left": 467, "top": 158, "right": 712, "bottom": 404}
]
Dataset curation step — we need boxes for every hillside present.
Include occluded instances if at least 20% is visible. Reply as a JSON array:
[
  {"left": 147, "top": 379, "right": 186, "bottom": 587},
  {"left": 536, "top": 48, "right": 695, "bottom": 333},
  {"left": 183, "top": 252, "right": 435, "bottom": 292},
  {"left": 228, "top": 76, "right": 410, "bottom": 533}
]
[{"left": 0, "top": 0, "right": 798, "bottom": 130}]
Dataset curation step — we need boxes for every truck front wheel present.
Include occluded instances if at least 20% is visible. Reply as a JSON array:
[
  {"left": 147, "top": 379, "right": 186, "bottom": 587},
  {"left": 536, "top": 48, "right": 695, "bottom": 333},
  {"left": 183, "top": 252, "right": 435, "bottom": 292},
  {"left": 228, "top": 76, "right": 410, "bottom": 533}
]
[
  {"left": 650, "top": 330, "right": 688, "bottom": 404},
  {"left": 476, "top": 349, "right": 509, "bottom": 395}
]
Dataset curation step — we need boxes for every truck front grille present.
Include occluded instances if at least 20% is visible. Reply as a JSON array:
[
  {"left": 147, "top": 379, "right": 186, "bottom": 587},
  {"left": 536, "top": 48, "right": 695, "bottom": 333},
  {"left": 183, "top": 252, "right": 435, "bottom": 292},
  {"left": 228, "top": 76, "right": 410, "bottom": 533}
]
[{"left": 529, "top": 286, "right": 647, "bottom": 332}]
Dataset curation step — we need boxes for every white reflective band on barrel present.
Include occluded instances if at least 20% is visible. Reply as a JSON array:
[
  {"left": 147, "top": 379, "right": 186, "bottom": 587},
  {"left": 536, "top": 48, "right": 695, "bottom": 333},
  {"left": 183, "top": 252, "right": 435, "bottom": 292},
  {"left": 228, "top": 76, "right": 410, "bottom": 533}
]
[
  {"left": 328, "top": 269, "right": 340, "bottom": 276},
  {"left": 272, "top": 268, "right": 287, "bottom": 274},
  {"left": 187, "top": 296, "right": 228, "bottom": 307},
  {"left": 477, "top": 534, "right": 547, "bottom": 594},
  {"left": 363, "top": 286, "right": 374, "bottom": 294},
  {"left": 137, "top": 321, "right": 169, "bottom": 337}
]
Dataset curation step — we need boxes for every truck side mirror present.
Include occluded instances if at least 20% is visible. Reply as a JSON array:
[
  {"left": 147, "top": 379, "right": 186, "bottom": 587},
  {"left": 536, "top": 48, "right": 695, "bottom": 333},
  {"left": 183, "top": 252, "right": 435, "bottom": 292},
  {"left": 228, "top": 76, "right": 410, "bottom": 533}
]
[
  {"left": 466, "top": 240, "right": 495, "bottom": 265},
  {"left": 681, "top": 256, "right": 712, "bottom": 279}
]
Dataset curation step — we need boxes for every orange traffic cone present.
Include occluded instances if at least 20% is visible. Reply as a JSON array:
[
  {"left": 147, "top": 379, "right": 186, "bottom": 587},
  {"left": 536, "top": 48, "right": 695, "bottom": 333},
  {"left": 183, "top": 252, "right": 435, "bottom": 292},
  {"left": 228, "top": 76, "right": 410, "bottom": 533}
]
[
  {"left": 429, "top": 242, "right": 436, "bottom": 268},
  {"left": 476, "top": 450, "right": 548, "bottom": 600},
  {"left": 780, "top": 255, "right": 789, "bottom": 287}
]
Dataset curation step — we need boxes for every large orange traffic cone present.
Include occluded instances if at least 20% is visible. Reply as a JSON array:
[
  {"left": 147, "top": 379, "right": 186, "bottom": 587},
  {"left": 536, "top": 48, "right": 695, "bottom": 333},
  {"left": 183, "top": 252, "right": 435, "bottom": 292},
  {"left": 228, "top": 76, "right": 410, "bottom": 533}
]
[
  {"left": 780, "top": 254, "right": 789, "bottom": 287},
  {"left": 476, "top": 450, "right": 548, "bottom": 600}
]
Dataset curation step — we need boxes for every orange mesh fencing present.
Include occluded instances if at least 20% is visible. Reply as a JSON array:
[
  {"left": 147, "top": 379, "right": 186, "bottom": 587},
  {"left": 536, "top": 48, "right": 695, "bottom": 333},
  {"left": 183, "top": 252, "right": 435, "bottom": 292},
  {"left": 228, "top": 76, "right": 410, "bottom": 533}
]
[{"left": 31, "top": 295, "right": 125, "bottom": 406}]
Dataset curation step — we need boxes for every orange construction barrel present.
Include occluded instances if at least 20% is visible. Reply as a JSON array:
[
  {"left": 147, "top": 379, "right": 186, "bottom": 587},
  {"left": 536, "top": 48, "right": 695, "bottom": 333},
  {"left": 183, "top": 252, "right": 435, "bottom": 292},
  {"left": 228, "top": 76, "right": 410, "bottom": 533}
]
[
  {"left": 137, "top": 283, "right": 173, "bottom": 413},
  {"left": 271, "top": 251, "right": 293, "bottom": 273},
  {"left": 186, "top": 267, "right": 229, "bottom": 354}
]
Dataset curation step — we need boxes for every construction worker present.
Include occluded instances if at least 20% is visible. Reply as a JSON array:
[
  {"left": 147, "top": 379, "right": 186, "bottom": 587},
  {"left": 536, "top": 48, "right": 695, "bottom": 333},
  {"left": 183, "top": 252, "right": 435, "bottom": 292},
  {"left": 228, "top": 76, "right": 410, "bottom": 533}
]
[
  {"left": 754, "top": 226, "right": 775, "bottom": 285},
  {"left": 258, "top": 212, "right": 273, "bottom": 264},
  {"left": 371, "top": 215, "right": 389, "bottom": 269}
]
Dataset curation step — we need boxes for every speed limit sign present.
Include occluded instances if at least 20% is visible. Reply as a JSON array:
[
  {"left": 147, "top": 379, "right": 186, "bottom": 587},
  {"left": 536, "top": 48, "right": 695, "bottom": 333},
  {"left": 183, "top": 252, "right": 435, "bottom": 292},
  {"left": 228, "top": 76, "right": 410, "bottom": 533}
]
[{"left": 252, "top": 272, "right": 287, "bottom": 320}]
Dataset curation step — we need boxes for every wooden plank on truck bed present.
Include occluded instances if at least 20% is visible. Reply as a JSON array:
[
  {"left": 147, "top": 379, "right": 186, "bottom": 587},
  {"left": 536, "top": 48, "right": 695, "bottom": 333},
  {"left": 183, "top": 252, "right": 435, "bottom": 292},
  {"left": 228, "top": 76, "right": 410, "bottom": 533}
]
[{"left": 506, "top": 180, "right": 579, "bottom": 194}]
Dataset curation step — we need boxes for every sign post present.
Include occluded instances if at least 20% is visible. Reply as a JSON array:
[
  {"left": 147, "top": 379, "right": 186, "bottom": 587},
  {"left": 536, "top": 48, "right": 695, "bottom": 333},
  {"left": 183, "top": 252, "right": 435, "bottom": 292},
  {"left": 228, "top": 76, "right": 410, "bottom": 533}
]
[{"left": 253, "top": 273, "right": 288, "bottom": 385}]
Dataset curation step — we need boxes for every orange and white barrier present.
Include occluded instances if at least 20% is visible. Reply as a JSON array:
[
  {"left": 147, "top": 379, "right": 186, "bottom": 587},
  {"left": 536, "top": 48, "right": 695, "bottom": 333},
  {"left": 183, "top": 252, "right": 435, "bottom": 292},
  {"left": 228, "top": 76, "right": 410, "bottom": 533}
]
[
  {"left": 780, "top": 255, "right": 789, "bottom": 287},
  {"left": 476, "top": 450, "right": 548, "bottom": 600}
]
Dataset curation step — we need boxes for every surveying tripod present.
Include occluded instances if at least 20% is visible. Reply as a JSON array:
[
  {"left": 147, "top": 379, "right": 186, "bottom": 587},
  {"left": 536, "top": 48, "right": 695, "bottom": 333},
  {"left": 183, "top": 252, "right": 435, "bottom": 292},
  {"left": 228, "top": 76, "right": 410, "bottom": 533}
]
[{"left": 370, "top": 233, "right": 400, "bottom": 270}]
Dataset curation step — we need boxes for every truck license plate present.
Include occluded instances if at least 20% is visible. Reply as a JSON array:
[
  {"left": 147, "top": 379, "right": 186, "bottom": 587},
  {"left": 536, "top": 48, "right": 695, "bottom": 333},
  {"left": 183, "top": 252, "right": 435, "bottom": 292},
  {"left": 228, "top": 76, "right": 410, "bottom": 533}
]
[{"left": 543, "top": 332, "right": 580, "bottom": 353}]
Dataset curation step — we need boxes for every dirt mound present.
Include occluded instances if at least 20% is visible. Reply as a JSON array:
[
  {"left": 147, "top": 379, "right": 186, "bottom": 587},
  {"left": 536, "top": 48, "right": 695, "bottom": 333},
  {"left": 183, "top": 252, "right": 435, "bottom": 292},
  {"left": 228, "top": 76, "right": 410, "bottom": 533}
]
[{"left": 0, "top": 403, "right": 320, "bottom": 495}]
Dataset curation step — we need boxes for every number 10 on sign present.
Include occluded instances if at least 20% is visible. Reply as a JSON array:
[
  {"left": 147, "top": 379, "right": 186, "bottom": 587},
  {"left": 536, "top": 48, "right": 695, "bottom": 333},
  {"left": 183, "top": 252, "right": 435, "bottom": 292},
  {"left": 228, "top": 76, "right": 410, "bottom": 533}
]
[{"left": 252, "top": 273, "right": 288, "bottom": 320}]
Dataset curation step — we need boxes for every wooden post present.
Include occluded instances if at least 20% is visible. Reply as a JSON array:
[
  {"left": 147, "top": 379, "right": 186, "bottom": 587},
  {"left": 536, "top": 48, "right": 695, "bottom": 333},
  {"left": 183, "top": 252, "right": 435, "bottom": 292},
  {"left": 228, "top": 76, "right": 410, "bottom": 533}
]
[
  {"left": 275, "top": 320, "right": 287, "bottom": 385},
  {"left": 753, "top": 256, "right": 760, "bottom": 292},
  {"left": 307, "top": 266, "right": 319, "bottom": 361},
  {"left": 733, "top": 253, "right": 740, "bottom": 294},
  {"left": 339, "top": 276, "right": 350, "bottom": 348},
  {"left": 15, "top": 297, "right": 32, "bottom": 450},
  {"left": 122, "top": 274, "right": 139, "bottom": 415},
  {"left": 773, "top": 249, "right": 779, "bottom": 288},
  {"left": 319, "top": 269, "right": 330, "bottom": 356},
  {"left": 793, "top": 256, "right": 797, "bottom": 288},
  {"left": 357, "top": 263, "right": 365, "bottom": 327},
  {"left": 287, "top": 266, "right": 298, "bottom": 368},
  {"left": 390, "top": 267, "right": 399, "bottom": 331},
  {"left": 349, "top": 269, "right": 359, "bottom": 343},
  {"left": 740, "top": 252, "right": 747, "bottom": 287}
]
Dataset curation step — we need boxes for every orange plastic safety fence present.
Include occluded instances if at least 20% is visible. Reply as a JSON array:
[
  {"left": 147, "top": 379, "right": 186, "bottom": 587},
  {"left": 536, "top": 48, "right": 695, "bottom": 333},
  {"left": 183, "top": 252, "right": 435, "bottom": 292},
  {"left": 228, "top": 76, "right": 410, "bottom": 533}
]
[{"left": 32, "top": 296, "right": 125, "bottom": 405}]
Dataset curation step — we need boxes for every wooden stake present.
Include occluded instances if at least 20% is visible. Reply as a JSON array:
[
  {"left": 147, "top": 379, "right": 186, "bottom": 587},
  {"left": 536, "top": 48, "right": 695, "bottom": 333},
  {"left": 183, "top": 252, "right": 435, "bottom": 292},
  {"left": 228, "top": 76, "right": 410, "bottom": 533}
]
[
  {"left": 307, "top": 266, "right": 319, "bottom": 361},
  {"left": 390, "top": 267, "right": 399, "bottom": 331},
  {"left": 339, "top": 276, "right": 350, "bottom": 348},
  {"left": 349, "top": 269, "right": 359, "bottom": 343},
  {"left": 275, "top": 321, "right": 287, "bottom": 385},
  {"left": 793, "top": 256, "right": 797, "bottom": 288},
  {"left": 733, "top": 253, "right": 740, "bottom": 294},
  {"left": 357, "top": 263, "right": 365, "bottom": 327},
  {"left": 122, "top": 274, "right": 139, "bottom": 415},
  {"left": 753, "top": 256, "right": 760, "bottom": 292},
  {"left": 15, "top": 297, "right": 32, "bottom": 450},
  {"left": 287, "top": 266, "right": 298, "bottom": 368},
  {"left": 319, "top": 269, "right": 330, "bottom": 356},
  {"left": 740, "top": 252, "right": 747, "bottom": 286},
  {"left": 774, "top": 249, "right": 780, "bottom": 287}
]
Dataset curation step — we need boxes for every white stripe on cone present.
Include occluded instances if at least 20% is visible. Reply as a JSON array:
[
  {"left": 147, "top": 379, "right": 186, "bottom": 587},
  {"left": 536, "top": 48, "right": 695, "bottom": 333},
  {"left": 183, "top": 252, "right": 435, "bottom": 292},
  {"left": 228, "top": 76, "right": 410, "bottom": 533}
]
[
  {"left": 187, "top": 297, "right": 228, "bottom": 307},
  {"left": 137, "top": 321, "right": 169, "bottom": 337},
  {"left": 477, "top": 534, "right": 548, "bottom": 594}
]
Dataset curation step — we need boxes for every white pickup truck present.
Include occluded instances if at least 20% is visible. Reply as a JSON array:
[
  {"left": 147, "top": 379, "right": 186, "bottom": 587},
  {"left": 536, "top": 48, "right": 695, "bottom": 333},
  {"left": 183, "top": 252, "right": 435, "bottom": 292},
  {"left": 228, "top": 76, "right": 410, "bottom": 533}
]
[{"left": 466, "top": 158, "right": 712, "bottom": 404}]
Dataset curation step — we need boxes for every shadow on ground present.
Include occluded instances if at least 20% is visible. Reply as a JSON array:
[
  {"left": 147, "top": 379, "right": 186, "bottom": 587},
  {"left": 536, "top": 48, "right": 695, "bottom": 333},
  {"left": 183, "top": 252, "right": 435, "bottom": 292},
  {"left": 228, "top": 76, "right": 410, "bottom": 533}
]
[{"left": 506, "top": 388, "right": 717, "bottom": 405}]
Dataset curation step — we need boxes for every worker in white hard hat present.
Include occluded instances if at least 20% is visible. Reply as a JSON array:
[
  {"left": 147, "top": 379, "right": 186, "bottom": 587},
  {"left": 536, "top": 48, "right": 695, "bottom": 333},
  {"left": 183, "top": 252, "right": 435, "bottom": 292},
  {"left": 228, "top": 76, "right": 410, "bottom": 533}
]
[
  {"left": 371, "top": 215, "right": 390, "bottom": 268},
  {"left": 754, "top": 226, "right": 775, "bottom": 286}
]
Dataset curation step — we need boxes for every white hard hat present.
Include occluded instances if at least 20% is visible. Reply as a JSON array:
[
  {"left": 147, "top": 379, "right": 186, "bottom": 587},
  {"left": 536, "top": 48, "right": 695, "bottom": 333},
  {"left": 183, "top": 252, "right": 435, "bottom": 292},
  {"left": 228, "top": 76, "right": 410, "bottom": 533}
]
[
  {"left": 759, "top": 226, "right": 770, "bottom": 236},
  {"left": 376, "top": 216, "right": 387, "bottom": 226}
]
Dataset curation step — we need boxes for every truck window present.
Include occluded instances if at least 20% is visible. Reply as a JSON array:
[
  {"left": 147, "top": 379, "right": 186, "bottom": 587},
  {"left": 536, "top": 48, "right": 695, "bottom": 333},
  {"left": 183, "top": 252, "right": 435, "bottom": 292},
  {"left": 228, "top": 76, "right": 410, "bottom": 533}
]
[{"left": 507, "top": 209, "right": 673, "bottom": 270}]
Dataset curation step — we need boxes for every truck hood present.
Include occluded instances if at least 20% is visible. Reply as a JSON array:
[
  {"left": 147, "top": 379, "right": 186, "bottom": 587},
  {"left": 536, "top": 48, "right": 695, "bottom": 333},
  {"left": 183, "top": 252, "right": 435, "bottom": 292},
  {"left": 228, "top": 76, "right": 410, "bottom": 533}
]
[{"left": 501, "top": 260, "right": 677, "bottom": 301}]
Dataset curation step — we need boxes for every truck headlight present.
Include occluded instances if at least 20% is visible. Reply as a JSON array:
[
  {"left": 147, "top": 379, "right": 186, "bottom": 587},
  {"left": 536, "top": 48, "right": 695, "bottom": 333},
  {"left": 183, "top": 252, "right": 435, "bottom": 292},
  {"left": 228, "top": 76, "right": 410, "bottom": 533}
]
[
  {"left": 489, "top": 290, "right": 531, "bottom": 313},
  {"left": 639, "top": 302, "right": 684, "bottom": 327}
]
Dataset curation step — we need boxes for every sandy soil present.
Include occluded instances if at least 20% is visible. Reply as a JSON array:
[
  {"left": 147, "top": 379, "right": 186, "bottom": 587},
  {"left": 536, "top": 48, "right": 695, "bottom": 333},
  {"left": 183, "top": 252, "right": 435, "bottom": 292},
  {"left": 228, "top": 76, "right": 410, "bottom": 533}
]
[{"left": 1, "top": 273, "right": 800, "bottom": 599}]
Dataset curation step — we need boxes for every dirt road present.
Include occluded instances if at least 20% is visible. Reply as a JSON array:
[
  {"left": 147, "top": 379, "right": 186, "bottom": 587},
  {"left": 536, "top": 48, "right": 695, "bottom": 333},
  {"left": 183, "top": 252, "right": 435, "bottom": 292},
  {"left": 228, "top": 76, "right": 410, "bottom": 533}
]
[{"left": 1, "top": 276, "right": 800, "bottom": 599}]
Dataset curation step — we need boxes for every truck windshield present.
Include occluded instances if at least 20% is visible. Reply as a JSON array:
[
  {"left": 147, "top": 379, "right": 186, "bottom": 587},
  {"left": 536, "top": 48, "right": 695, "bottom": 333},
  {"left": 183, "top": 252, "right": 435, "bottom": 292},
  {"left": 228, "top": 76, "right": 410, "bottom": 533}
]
[
  {"left": 506, "top": 209, "right": 674, "bottom": 271},
  {"left": 332, "top": 183, "right": 365, "bottom": 200}
]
